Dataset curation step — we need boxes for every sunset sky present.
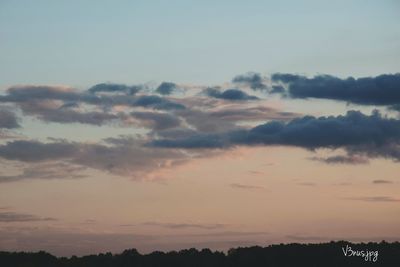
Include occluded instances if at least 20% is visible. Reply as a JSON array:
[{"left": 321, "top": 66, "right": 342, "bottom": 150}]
[{"left": 0, "top": 0, "right": 400, "bottom": 257}]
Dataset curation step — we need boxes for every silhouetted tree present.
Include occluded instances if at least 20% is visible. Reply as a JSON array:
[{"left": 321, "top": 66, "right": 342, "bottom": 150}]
[{"left": 0, "top": 241, "right": 399, "bottom": 267}]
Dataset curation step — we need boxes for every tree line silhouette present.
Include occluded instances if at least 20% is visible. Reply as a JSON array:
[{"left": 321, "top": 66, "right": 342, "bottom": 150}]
[{"left": 1, "top": 241, "right": 399, "bottom": 267}]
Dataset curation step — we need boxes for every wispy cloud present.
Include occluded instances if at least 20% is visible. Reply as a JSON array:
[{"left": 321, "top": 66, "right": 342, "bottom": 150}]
[
  {"left": 310, "top": 155, "right": 369, "bottom": 165},
  {"left": 297, "top": 182, "right": 316, "bottom": 187},
  {"left": 0, "top": 211, "right": 56, "bottom": 222},
  {"left": 0, "top": 162, "right": 87, "bottom": 183},
  {"left": 345, "top": 196, "right": 400, "bottom": 202},
  {"left": 372, "top": 180, "right": 393, "bottom": 184},
  {"left": 141, "top": 222, "right": 227, "bottom": 230},
  {"left": 230, "top": 183, "right": 266, "bottom": 190}
]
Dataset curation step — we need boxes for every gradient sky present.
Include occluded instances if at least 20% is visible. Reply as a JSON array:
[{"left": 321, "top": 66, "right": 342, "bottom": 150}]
[{"left": 0, "top": 0, "right": 400, "bottom": 257}]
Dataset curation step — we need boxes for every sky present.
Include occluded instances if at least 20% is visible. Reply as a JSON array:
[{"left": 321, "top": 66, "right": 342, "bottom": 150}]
[{"left": 0, "top": 0, "right": 400, "bottom": 257}]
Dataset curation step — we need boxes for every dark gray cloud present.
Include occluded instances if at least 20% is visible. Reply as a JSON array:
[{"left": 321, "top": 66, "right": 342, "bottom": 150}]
[
  {"left": 347, "top": 142, "right": 400, "bottom": 161},
  {"left": 134, "top": 95, "right": 186, "bottom": 110},
  {"left": 0, "top": 162, "right": 87, "bottom": 183},
  {"left": 88, "top": 83, "right": 141, "bottom": 95},
  {"left": 0, "top": 140, "right": 78, "bottom": 162},
  {"left": 372, "top": 180, "right": 393, "bottom": 184},
  {"left": 0, "top": 86, "right": 118, "bottom": 113},
  {"left": 209, "top": 106, "right": 299, "bottom": 122},
  {"left": 1, "top": 85, "right": 185, "bottom": 112},
  {"left": 150, "top": 128, "right": 199, "bottom": 140},
  {"left": 0, "top": 211, "right": 56, "bottom": 222},
  {"left": 43, "top": 110, "right": 123, "bottom": 125},
  {"left": 345, "top": 196, "right": 400, "bottom": 202},
  {"left": 272, "top": 73, "right": 400, "bottom": 106},
  {"left": 156, "top": 82, "right": 177, "bottom": 95},
  {"left": 310, "top": 155, "right": 369, "bottom": 165},
  {"left": 232, "top": 72, "right": 267, "bottom": 90},
  {"left": 0, "top": 109, "right": 20, "bottom": 129},
  {"left": 2, "top": 84, "right": 289, "bottom": 130},
  {"left": 204, "top": 88, "right": 259, "bottom": 101},
  {"left": 131, "top": 111, "right": 181, "bottom": 130},
  {"left": 152, "top": 105, "right": 295, "bottom": 140},
  {"left": 152, "top": 132, "right": 226, "bottom": 149},
  {"left": 270, "top": 85, "right": 285, "bottom": 94},
  {"left": 0, "top": 86, "right": 188, "bottom": 127},
  {"left": 19, "top": 100, "right": 125, "bottom": 125},
  {"left": 0, "top": 85, "right": 81, "bottom": 103},
  {"left": 0, "top": 138, "right": 188, "bottom": 178},
  {"left": 151, "top": 110, "right": 400, "bottom": 161},
  {"left": 59, "top": 102, "right": 80, "bottom": 109}
]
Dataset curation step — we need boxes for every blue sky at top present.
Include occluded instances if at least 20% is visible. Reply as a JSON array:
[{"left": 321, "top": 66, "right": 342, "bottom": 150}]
[{"left": 1, "top": 0, "right": 399, "bottom": 88}]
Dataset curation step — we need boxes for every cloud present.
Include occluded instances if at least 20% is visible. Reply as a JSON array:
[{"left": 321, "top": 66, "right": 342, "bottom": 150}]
[
  {"left": 151, "top": 110, "right": 400, "bottom": 161},
  {"left": 0, "top": 130, "right": 22, "bottom": 140},
  {"left": 142, "top": 222, "right": 226, "bottom": 230},
  {"left": 134, "top": 95, "right": 186, "bottom": 110},
  {"left": 310, "top": 155, "right": 369, "bottom": 165},
  {"left": 204, "top": 88, "right": 259, "bottom": 101},
  {"left": 271, "top": 73, "right": 400, "bottom": 106},
  {"left": 0, "top": 211, "right": 56, "bottom": 222},
  {"left": 1, "top": 85, "right": 185, "bottom": 113},
  {"left": 176, "top": 109, "right": 238, "bottom": 134},
  {"left": 152, "top": 132, "right": 227, "bottom": 149},
  {"left": 2, "top": 76, "right": 400, "bottom": 181},
  {"left": 0, "top": 85, "right": 80, "bottom": 103},
  {"left": 131, "top": 111, "right": 181, "bottom": 130},
  {"left": 88, "top": 83, "right": 141, "bottom": 95},
  {"left": 0, "top": 162, "right": 87, "bottom": 183},
  {"left": 389, "top": 104, "right": 400, "bottom": 111},
  {"left": 372, "top": 180, "right": 393, "bottom": 184},
  {"left": 229, "top": 183, "right": 265, "bottom": 190},
  {"left": 0, "top": 85, "right": 131, "bottom": 108},
  {"left": 19, "top": 100, "right": 126, "bottom": 125},
  {"left": 346, "top": 196, "right": 400, "bottom": 202},
  {"left": 148, "top": 105, "right": 299, "bottom": 139},
  {"left": 152, "top": 106, "right": 299, "bottom": 138},
  {"left": 1, "top": 84, "right": 296, "bottom": 132},
  {"left": 0, "top": 138, "right": 189, "bottom": 178},
  {"left": 156, "top": 82, "right": 177, "bottom": 95},
  {"left": 297, "top": 182, "right": 316, "bottom": 187},
  {"left": 0, "top": 109, "right": 20, "bottom": 129},
  {"left": 0, "top": 140, "right": 78, "bottom": 162},
  {"left": 232, "top": 72, "right": 267, "bottom": 90},
  {"left": 209, "top": 106, "right": 299, "bottom": 122},
  {"left": 270, "top": 85, "right": 285, "bottom": 94},
  {"left": 0, "top": 85, "right": 190, "bottom": 127}
]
